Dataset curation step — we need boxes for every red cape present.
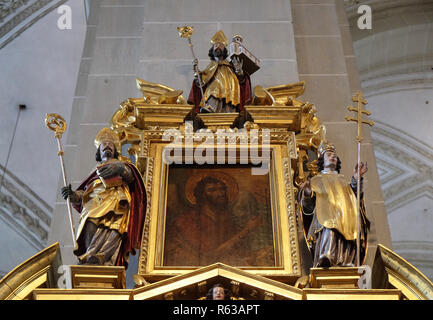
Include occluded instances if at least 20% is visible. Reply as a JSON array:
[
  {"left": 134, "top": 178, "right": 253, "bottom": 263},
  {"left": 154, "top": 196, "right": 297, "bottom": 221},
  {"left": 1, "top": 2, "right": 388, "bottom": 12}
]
[
  {"left": 72, "top": 162, "right": 146, "bottom": 269},
  {"left": 187, "top": 67, "right": 252, "bottom": 113}
]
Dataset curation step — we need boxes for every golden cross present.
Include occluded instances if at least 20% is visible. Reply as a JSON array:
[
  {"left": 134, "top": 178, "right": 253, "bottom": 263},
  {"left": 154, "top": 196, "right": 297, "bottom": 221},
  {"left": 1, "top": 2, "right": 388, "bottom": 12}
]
[
  {"left": 345, "top": 91, "right": 374, "bottom": 142},
  {"left": 345, "top": 91, "right": 374, "bottom": 267}
]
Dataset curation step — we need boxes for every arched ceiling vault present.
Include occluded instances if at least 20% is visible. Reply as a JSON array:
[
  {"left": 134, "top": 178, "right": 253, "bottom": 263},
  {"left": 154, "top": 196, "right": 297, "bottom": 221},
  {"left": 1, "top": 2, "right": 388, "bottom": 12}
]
[
  {"left": 0, "top": 0, "right": 70, "bottom": 49},
  {"left": 345, "top": 0, "right": 433, "bottom": 280}
]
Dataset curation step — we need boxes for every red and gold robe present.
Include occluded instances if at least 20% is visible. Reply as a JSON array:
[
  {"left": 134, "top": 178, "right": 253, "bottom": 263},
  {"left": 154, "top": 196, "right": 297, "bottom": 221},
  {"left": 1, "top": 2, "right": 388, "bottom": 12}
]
[
  {"left": 72, "top": 159, "right": 146, "bottom": 268},
  {"left": 187, "top": 60, "right": 252, "bottom": 113}
]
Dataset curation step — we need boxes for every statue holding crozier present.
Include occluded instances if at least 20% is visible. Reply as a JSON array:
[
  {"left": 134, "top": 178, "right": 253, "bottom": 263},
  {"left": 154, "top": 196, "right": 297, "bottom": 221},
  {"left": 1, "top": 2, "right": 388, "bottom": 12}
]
[
  {"left": 61, "top": 128, "right": 146, "bottom": 267},
  {"left": 187, "top": 30, "right": 255, "bottom": 113},
  {"left": 298, "top": 142, "right": 370, "bottom": 268}
]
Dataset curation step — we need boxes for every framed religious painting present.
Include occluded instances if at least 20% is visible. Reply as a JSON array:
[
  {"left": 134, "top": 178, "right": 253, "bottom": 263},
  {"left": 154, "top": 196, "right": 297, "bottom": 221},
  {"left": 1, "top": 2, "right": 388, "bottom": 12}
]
[{"left": 137, "top": 126, "right": 301, "bottom": 282}]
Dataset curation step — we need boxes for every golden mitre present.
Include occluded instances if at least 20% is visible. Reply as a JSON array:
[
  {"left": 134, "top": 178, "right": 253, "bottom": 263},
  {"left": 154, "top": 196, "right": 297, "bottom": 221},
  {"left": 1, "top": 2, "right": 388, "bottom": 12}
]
[
  {"left": 318, "top": 141, "right": 336, "bottom": 156},
  {"left": 210, "top": 30, "right": 228, "bottom": 46},
  {"left": 94, "top": 127, "right": 120, "bottom": 150}
]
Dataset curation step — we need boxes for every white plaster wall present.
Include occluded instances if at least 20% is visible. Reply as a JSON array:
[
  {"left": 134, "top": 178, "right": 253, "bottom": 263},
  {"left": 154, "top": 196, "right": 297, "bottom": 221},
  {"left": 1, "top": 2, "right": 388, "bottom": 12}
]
[
  {"left": 368, "top": 89, "right": 433, "bottom": 148},
  {"left": 350, "top": 3, "right": 433, "bottom": 280},
  {"left": 0, "top": 0, "right": 86, "bottom": 277},
  {"left": 368, "top": 89, "right": 433, "bottom": 279},
  {"left": 0, "top": 0, "right": 87, "bottom": 206},
  {"left": 0, "top": 220, "right": 39, "bottom": 276}
]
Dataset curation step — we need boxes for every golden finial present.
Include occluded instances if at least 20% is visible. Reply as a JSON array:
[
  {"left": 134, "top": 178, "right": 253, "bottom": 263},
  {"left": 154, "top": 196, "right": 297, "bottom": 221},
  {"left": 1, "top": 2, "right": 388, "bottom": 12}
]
[
  {"left": 177, "top": 25, "right": 194, "bottom": 39},
  {"left": 45, "top": 113, "right": 67, "bottom": 138}
]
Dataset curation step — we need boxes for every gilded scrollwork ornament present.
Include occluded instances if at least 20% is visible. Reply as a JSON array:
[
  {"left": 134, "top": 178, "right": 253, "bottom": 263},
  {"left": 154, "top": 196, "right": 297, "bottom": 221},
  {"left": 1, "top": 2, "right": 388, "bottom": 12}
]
[{"left": 251, "top": 81, "right": 306, "bottom": 107}]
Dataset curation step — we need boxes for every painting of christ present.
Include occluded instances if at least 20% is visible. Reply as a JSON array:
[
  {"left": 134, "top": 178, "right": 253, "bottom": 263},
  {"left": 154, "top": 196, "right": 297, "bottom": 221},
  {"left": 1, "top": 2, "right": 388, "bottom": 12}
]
[{"left": 163, "top": 164, "right": 276, "bottom": 267}]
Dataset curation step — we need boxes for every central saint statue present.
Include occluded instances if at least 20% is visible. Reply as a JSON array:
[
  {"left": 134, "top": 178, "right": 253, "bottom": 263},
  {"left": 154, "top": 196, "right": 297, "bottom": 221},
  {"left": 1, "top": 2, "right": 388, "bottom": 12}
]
[{"left": 187, "top": 30, "right": 252, "bottom": 113}]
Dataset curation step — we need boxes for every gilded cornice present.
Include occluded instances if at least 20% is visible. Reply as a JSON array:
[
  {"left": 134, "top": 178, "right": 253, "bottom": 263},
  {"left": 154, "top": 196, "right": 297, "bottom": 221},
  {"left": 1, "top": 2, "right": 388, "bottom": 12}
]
[
  {"left": 0, "top": 164, "right": 52, "bottom": 249},
  {"left": 0, "top": 242, "right": 60, "bottom": 300},
  {"left": 377, "top": 244, "right": 433, "bottom": 300},
  {"left": 131, "top": 263, "right": 303, "bottom": 300}
]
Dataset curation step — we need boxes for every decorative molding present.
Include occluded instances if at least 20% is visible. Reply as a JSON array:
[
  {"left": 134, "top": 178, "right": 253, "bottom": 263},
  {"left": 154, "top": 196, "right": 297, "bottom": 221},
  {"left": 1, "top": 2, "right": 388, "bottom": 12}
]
[
  {"left": 393, "top": 241, "right": 433, "bottom": 269},
  {"left": 345, "top": 0, "right": 433, "bottom": 30},
  {"left": 0, "top": 164, "right": 52, "bottom": 250},
  {"left": 0, "top": 195, "right": 47, "bottom": 250},
  {"left": 355, "top": 35, "right": 433, "bottom": 97},
  {"left": 360, "top": 72, "right": 433, "bottom": 98},
  {"left": 283, "top": 157, "right": 299, "bottom": 275},
  {"left": 377, "top": 243, "right": 433, "bottom": 300},
  {"left": 0, "top": 0, "right": 29, "bottom": 22},
  {"left": 346, "top": 0, "right": 433, "bottom": 96},
  {"left": 375, "top": 158, "right": 405, "bottom": 186},
  {"left": 371, "top": 121, "right": 433, "bottom": 213},
  {"left": 0, "top": 0, "right": 68, "bottom": 49},
  {"left": 393, "top": 241, "right": 433, "bottom": 253},
  {"left": 138, "top": 156, "right": 153, "bottom": 273},
  {"left": 132, "top": 263, "right": 303, "bottom": 300},
  {"left": 1, "top": 0, "right": 55, "bottom": 37},
  {"left": 0, "top": 164, "right": 52, "bottom": 221}
]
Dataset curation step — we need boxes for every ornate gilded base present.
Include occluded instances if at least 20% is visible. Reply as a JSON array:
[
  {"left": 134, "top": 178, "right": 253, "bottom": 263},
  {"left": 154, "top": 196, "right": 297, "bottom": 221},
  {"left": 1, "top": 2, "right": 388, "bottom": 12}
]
[
  {"left": 310, "top": 267, "right": 364, "bottom": 289},
  {"left": 70, "top": 265, "right": 125, "bottom": 290},
  {"left": 31, "top": 263, "right": 403, "bottom": 300},
  {"left": 302, "top": 288, "right": 401, "bottom": 300},
  {"left": 305, "top": 267, "right": 402, "bottom": 300}
]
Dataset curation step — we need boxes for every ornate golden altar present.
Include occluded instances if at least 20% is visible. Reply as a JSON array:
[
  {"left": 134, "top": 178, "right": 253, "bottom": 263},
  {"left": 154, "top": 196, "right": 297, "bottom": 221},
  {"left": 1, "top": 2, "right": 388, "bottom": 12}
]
[{"left": 1, "top": 80, "right": 432, "bottom": 300}]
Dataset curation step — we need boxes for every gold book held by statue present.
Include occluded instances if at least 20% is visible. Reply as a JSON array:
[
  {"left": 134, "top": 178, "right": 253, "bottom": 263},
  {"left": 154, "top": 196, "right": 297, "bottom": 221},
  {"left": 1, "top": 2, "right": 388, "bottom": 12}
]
[{"left": 96, "top": 164, "right": 123, "bottom": 189}]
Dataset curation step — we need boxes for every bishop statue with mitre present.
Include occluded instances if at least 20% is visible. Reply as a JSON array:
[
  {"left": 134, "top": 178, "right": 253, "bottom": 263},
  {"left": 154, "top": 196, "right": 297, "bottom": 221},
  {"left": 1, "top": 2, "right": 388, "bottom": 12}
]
[
  {"left": 61, "top": 128, "right": 146, "bottom": 268},
  {"left": 187, "top": 30, "right": 252, "bottom": 113}
]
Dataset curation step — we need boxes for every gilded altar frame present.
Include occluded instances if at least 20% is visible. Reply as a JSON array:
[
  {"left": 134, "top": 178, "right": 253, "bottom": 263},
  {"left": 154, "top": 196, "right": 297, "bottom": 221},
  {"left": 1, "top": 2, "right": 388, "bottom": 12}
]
[
  {"left": 133, "top": 122, "right": 300, "bottom": 282},
  {"left": 110, "top": 80, "right": 326, "bottom": 283}
]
